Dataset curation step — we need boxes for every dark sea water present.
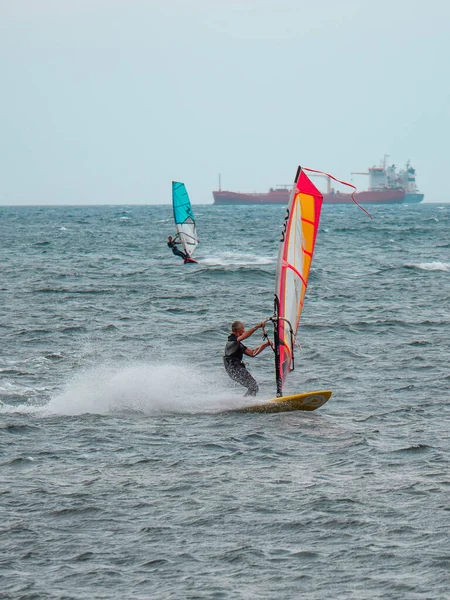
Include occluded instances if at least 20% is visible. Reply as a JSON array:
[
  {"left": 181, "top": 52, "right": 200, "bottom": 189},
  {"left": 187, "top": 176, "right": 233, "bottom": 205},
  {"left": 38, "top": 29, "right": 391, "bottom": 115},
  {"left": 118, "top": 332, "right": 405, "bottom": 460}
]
[{"left": 1, "top": 203, "right": 449, "bottom": 599}]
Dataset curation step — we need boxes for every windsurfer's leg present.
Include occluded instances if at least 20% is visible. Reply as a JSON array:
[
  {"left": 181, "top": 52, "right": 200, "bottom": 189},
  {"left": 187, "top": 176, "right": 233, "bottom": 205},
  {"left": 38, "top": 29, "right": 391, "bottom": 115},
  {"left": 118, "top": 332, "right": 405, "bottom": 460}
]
[
  {"left": 243, "top": 374, "right": 259, "bottom": 397},
  {"left": 172, "top": 247, "right": 186, "bottom": 260},
  {"left": 224, "top": 361, "right": 259, "bottom": 397}
]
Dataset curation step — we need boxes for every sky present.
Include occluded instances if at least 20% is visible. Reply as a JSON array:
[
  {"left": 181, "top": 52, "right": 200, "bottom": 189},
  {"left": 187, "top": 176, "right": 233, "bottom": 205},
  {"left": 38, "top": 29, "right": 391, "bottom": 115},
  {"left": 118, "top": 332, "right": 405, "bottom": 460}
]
[{"left": 1, "top": 0, "right": 449, "bottom": 205}]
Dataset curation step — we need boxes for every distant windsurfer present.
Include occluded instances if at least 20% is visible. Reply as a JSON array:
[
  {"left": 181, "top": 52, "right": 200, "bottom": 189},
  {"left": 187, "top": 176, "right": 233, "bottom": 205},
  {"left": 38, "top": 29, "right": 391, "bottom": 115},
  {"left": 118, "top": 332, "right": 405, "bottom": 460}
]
[
  {"left": 223, "top": 320, "right": 272, "bottom": 397},
  {"left": 167, "top": 235, "right": 188, "bottom": 261}
]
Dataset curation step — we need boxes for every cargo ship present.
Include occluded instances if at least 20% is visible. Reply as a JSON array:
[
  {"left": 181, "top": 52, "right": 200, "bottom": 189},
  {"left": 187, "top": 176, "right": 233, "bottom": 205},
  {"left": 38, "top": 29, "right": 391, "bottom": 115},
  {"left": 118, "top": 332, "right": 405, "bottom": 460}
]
[{"left": 212, "top": 159, "right": 424, "bottom": 205}]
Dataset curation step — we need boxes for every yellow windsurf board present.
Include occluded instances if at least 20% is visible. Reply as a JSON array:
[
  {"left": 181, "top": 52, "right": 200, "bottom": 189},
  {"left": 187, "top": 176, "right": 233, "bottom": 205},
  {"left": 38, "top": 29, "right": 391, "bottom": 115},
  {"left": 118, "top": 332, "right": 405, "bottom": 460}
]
[{"left": 234, "top": 390, "right": 332, "bottom": 413}]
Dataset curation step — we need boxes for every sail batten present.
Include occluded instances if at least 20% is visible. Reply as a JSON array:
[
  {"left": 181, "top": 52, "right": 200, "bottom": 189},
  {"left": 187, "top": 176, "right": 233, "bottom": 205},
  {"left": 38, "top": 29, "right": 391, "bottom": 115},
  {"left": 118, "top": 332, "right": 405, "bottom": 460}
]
[
  {"left": 274, "top": 168, "right": 324, "bottom": 395},
  {"left": 172, "top": 181, "right": 198, "bottom": 258}
]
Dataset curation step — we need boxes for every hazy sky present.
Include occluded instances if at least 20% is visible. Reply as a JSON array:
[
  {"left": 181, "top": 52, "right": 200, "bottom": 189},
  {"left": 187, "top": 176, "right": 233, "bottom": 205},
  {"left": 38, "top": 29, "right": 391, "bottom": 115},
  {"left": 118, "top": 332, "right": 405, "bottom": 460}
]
[{"left": 1, "top": 0, "right": 449, "bottom": 205}]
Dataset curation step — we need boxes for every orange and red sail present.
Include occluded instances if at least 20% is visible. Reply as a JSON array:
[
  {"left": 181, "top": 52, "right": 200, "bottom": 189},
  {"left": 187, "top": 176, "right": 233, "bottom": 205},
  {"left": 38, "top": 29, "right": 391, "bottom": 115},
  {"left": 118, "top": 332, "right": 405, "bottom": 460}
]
[{"left": 274, "top": 167, "right": 323, "bottom": 395}]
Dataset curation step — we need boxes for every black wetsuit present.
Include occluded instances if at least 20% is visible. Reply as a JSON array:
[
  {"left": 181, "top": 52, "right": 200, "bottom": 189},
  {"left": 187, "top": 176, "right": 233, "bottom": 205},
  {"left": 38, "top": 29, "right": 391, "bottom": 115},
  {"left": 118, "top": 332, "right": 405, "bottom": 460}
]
[
  {"left": 223, "top": 333, "right": 259, "bottom": 397},
  {"left": 168, "top": 239, "right": 188, "bottom": 260}
]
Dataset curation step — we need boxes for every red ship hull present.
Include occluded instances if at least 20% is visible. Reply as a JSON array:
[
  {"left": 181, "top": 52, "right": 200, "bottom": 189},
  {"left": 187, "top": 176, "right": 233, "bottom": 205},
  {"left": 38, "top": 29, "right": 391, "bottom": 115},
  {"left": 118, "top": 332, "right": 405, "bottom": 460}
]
[{"left": 212, "top": 188, "right": 405, "bottom": 205}]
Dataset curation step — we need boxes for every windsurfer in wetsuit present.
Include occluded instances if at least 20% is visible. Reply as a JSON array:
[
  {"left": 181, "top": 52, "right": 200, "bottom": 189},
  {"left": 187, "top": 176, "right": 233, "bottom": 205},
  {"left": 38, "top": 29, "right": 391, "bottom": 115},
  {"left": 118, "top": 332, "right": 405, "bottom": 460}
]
[
  {"left": 223, "top": 320, "right": 272, "bottom": 397},
  {"left": 167, "top": 235, "right": 188, "bottom": 261}
]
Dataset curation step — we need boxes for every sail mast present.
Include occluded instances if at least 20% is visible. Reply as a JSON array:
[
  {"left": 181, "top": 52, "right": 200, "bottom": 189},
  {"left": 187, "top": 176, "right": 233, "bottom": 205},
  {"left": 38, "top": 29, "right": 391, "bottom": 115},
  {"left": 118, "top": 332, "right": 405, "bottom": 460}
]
[{"left": 273, "top": 295, "right": 283, "bottom": 397}]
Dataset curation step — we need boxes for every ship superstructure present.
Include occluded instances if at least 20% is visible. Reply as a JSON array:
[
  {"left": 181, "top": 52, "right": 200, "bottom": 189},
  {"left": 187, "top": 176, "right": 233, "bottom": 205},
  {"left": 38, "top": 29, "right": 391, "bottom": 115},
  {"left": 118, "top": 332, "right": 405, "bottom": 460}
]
[{"left": 352, "top": 156, "right": 424, "bottom": 204}]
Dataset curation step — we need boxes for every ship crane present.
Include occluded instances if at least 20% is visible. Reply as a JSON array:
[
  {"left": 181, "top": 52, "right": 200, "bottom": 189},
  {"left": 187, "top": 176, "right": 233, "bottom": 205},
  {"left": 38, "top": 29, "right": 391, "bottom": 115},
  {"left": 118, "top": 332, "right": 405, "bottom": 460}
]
[
  {"left": 308, "top": 172, "right": 332, "bottom": 194},
  {"left": 350, "top": 171, "right": 369, "bottom": 184}
]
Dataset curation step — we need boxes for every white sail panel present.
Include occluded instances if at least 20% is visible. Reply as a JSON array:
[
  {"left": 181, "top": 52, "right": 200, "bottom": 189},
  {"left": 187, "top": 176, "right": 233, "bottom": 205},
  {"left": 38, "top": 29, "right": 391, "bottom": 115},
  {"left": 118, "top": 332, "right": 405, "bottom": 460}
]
[{"left": 175, "top": 222, "right": 198, "bottom": 258}]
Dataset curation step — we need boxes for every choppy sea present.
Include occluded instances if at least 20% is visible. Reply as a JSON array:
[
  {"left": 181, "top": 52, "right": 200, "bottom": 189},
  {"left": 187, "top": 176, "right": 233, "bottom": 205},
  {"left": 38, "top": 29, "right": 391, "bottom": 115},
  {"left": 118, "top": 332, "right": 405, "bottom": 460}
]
[{"left": 1, "top": 203, "right": 449, "bottom": 599}]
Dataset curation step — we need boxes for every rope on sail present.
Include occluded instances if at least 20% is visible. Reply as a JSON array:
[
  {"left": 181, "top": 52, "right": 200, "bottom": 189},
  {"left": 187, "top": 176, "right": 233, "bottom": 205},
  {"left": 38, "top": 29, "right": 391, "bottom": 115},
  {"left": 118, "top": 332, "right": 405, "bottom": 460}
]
[{"left": 303, "top": 167, "right": 373, "bottom": 219}]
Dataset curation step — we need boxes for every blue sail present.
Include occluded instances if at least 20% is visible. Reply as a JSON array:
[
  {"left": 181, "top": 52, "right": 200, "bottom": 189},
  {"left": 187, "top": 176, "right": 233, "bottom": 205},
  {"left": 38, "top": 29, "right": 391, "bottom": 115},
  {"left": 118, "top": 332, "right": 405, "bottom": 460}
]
[
  {"left": 172, "top": 181, "right": 198, "bottom": 257},
  {"left": 172, "top": 182, "right": 195, "bottom": 224}
]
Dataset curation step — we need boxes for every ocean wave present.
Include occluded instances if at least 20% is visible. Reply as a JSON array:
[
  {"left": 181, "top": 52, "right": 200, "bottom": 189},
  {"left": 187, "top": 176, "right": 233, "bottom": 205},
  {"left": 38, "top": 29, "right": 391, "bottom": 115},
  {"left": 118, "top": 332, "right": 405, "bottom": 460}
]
[
  {"left": 405, "top": 262, "right": 450, "bottom": 272},
  {"left": 199, "top": 252, "right": 275, "bottom": 267},
  {"left": 0, "top": 368, "right": 29, "bottom": 375},
  {"left": 1, "top": 456, "right": 37, "bottom": 468},
  {"left": 0, "top": 423, "right": 39, "bottom": 433},
  {"left": 30, "top": 287, "right": 113, "bottom": 294},
  {"left": 188, "top": 266, "right": 272, "bottom": 281},
  {"left": 392, "top": 444, "right": 432, "bottom": 454},
  {"left": 119, "top": 268, "right": 149, "bottom": 277}
]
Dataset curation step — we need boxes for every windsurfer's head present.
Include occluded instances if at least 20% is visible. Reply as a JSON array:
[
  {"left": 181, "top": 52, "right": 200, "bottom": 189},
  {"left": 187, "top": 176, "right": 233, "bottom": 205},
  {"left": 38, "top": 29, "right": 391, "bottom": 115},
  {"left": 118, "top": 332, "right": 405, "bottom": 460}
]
[
  {"left": 168, "top": 236, "right": 173, "bottom": 241},
  {"left": 231, "top": 321, "right": 244, "bottom": 334}
]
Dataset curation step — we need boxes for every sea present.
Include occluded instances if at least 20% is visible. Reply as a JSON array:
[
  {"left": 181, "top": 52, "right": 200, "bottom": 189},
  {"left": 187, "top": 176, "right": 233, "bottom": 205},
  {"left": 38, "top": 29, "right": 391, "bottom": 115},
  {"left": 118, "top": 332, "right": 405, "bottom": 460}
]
[{"left": 1, "top": 202, "right": 449, "bottom": 600}]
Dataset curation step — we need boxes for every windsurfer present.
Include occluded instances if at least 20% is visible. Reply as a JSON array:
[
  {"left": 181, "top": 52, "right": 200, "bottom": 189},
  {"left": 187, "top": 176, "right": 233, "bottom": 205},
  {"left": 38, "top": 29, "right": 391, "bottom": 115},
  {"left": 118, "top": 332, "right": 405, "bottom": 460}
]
[
  {"left": 223, "top": 320, "right": 272, "bottom": 396},
  {"left": 167, "top": 235, "right": 188, "bottom": 261}
]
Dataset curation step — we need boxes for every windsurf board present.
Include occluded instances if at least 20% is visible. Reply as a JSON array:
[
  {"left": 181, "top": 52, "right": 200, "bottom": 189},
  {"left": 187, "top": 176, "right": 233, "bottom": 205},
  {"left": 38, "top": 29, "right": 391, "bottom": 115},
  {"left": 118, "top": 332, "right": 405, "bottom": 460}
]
[{"left": 233, "top": 390, "right": 332, "bottom": 413}]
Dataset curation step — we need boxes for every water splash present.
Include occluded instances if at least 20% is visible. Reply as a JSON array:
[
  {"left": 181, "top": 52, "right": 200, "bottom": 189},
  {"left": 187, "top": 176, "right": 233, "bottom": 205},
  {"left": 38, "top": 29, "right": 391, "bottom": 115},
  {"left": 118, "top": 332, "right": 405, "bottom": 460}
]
[{"left": 44, "top": 363, "right": 251, "bottom": 416}]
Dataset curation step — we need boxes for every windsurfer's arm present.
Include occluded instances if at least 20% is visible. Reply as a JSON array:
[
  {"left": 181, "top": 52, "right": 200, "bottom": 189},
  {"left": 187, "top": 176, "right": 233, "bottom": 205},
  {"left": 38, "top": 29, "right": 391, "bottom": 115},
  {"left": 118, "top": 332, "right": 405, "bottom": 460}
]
[
  {"left": 236, "top": 321, "right": 266, "bottom": 343},
  {"left": 244, "top": 340, "right": 271, "bottom": 358}
]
